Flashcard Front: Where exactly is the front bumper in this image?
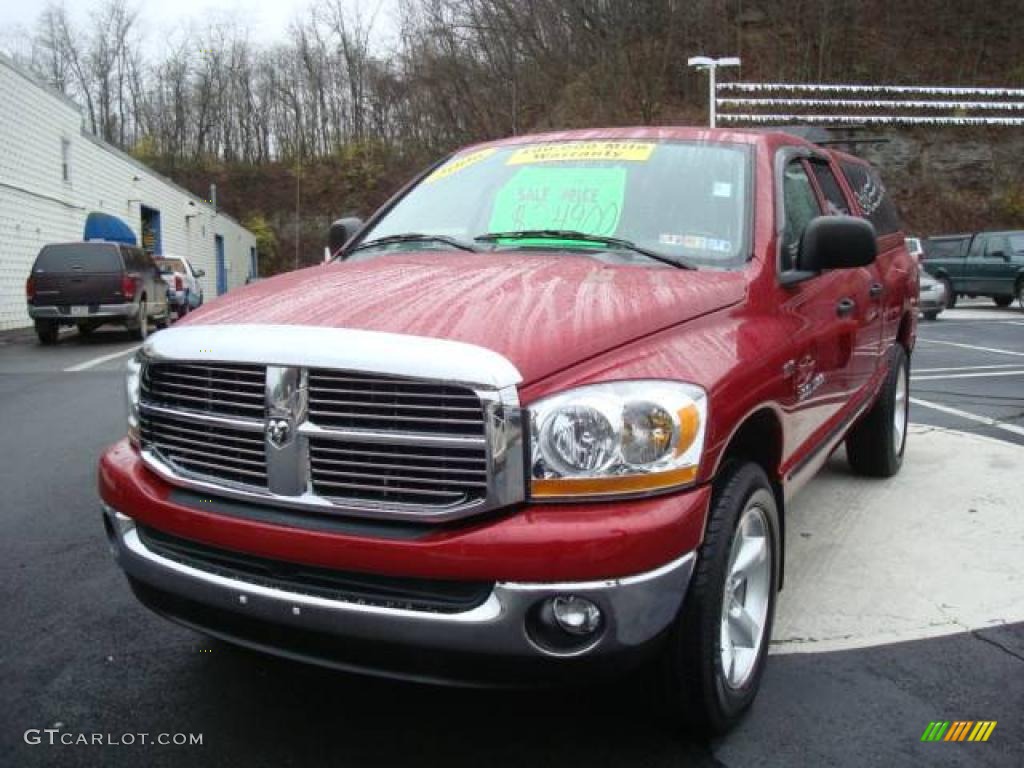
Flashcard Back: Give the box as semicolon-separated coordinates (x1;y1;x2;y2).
104;504;696;684
29;303;139;321
166;289;187;307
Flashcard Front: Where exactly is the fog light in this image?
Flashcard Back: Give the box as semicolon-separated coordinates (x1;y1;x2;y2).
551;596;602;636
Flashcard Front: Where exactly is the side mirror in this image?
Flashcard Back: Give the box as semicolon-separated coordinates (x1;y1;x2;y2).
328;217;364;256
798;216;877;272
194;268;205;278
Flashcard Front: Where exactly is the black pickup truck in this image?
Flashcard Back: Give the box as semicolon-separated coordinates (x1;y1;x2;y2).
922;231;1024;309
25;242;171;344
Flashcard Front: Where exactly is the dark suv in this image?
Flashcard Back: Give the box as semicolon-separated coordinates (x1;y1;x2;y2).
923;231;1024;308
26;242;170;344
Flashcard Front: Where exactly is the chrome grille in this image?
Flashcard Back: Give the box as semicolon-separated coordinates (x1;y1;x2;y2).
142;363;265;418
139;409;267;488
308;370;485;436
135;326;525;523
310;440;488;506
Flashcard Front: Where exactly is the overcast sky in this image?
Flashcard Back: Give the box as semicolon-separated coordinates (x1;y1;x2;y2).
0;0;398;54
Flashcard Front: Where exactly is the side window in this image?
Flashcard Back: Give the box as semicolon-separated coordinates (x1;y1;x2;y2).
124;247;147;271
840;162;902;236
985;235;1009;259
926;239;967;260
781;160;822;271
809;161;851;215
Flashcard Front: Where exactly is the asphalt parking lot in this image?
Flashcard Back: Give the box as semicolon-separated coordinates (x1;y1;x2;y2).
1;305;1021;768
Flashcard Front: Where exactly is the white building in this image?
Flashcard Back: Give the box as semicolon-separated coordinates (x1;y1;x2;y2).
0;53;257;332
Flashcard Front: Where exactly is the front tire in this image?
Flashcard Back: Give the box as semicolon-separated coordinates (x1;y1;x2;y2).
845;345;909;478
661;462;780;737
994;295;1013;308
923;310;940;321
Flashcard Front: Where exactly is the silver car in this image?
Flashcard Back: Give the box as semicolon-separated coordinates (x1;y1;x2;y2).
919;270;947;321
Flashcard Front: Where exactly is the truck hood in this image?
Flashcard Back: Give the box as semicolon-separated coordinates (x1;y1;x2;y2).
189;252;746;385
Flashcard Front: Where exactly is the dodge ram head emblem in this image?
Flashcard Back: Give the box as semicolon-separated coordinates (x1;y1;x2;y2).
267;418;291;447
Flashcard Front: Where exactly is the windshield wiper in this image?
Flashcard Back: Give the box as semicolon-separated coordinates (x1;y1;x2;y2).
347;232;480;255
474;230;696;270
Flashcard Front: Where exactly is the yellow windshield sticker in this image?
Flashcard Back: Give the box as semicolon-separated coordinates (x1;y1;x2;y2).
507;141;656;166
425;147;497;183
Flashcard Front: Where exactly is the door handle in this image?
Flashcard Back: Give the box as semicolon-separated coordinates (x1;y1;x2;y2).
836;297;856;317
868;282;884;299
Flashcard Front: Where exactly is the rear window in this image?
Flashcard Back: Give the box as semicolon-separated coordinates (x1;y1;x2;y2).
32;243;123;273
1008;233;1024;254
839;162;902;236
924;238;969;260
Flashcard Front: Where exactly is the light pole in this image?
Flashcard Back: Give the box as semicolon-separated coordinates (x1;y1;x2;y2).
688;56;741;128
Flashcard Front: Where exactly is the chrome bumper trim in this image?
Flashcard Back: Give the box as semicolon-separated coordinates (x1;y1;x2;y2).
29;303;139;320
104;505;695;659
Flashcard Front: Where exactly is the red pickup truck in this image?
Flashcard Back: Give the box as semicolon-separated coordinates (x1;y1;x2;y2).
99;128;916;735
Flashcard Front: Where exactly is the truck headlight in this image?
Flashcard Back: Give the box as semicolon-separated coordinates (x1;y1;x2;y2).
126;352;142;448
529;381;707;499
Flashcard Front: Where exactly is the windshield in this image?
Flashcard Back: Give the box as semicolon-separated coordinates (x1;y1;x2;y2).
349;140;751;269
154;258;183;275
32;243;122;273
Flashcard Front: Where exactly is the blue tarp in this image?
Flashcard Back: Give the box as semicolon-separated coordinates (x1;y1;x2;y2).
83;212;137;245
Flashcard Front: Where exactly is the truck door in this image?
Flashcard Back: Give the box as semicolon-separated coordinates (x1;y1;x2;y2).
776;157;859;451
838;161;910;365
978;234;1014;297
809;157;882;397
926;236;968;296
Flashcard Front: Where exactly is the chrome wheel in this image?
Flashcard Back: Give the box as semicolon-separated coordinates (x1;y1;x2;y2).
893;360;907;455
719;504;771;689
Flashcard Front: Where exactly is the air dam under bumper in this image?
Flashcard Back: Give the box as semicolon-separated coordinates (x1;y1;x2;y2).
104;505;695;685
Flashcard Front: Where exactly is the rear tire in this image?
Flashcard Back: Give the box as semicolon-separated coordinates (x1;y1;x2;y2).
1016;279;1024;311
923;311;939;321
994;295;1013;308
846;345;909;478
661;462;779;737
941;278;956;309
35;319;59;345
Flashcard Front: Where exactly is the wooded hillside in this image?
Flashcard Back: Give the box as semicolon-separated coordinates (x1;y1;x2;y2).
9;0;1024;272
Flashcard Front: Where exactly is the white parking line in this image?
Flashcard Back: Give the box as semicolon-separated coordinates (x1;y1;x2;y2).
910;397;1024;437
914;364;1020;373
913;369;1024;381
916;338;1024;357
64;345;140;373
